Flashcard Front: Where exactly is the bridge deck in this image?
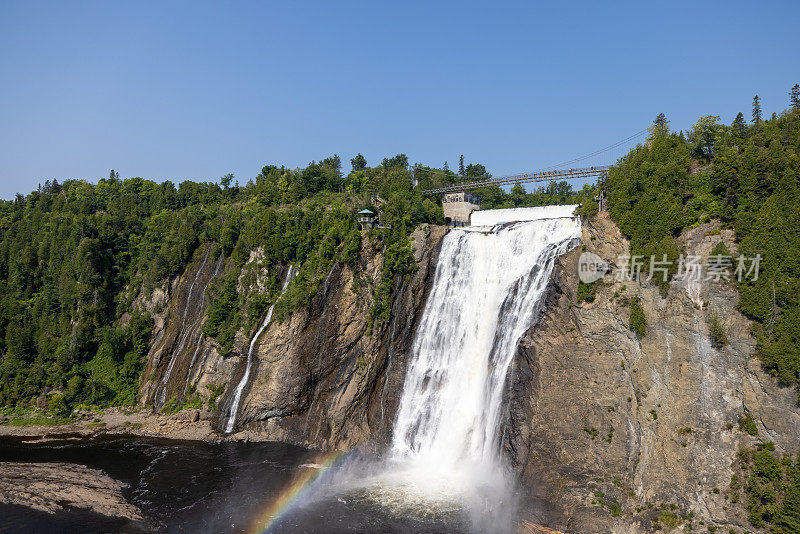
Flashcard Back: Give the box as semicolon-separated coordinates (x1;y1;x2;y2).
422;165;610;194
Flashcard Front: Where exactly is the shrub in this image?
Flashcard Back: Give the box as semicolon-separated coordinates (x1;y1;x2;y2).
630;297;647;338
739;413;759;436
578;280;599;303
710;240;731;258
709;312;728;348
47;393;70;418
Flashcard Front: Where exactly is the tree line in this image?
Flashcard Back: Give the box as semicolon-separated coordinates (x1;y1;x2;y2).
606;85;800;402
0;151;595;412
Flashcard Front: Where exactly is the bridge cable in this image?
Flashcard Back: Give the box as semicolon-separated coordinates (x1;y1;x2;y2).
414;127;648;180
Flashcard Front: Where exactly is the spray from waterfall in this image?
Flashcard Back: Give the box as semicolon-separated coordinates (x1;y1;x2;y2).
258;207;581;532
223;265;297;433
387;211;581;515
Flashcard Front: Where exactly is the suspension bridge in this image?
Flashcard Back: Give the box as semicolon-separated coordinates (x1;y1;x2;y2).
421;165;611;194
418;127;649;195
414;127;650;225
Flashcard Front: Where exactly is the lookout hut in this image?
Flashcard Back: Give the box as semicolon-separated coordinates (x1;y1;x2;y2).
442;192;481;226
358;209;377;230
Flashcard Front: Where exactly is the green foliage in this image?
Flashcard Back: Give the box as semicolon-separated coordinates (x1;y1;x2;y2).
606;103;800;394
577;196;599;217
736;444;800;530
577;280;599;303
629;297;647;338
206;382;226;411
709;312;728;349
4;414;72;426
656;511;680;529
161;396;181;415
710;240;731;258
688;115;723;160
350;153;367;172
202;274;240;355
739;412;759;436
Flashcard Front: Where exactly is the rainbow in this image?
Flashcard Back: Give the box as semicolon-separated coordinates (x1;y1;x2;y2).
247;449;348;534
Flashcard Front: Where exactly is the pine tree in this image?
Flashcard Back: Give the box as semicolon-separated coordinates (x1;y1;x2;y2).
458;155;465;176
791;84;800;110
648;113;670;139
443;161;449;172
733;112;747;138
752;94;762;125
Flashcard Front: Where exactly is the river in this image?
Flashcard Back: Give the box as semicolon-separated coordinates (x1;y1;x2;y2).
0;434;470;533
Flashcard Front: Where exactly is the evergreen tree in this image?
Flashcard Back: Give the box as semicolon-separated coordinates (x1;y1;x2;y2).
465;163;490;179
733;112;747;138
443;161;449;172
459;154;465;176
752;94;762;124
384;154;408;168
350;153;367;172
648;113;670;140
791;84;800;110
109;169;119;180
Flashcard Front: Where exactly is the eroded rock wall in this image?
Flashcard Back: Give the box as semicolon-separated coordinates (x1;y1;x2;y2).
504;212;800;533
137;225;446;451
138;243;225;409
221;224;446;449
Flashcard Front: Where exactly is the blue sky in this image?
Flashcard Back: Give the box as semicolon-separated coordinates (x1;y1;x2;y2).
1;0;798;198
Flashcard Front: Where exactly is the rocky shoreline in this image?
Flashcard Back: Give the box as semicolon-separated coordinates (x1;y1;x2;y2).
0;461;149;530
0;406;292;444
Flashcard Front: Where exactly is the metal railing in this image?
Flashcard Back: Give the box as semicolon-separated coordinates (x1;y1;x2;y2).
422;165;611;194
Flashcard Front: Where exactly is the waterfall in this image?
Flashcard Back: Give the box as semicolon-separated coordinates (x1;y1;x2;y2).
469;204;579;226
223;265;297;433
388;207;580;506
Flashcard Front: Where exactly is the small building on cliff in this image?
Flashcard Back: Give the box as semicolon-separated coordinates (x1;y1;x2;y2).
442;192;481;226
357;209;377;230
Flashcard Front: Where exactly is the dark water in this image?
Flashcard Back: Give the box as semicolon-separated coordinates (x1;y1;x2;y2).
0;434;313;534
0;435;474;534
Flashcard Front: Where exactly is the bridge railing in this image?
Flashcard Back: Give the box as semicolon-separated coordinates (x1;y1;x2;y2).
421;165;611;194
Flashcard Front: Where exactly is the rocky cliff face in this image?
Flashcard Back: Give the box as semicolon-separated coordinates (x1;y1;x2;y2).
503;212;800;533
138;225;446;450
138;243;225;411
136;212;800;532
216;224;446;449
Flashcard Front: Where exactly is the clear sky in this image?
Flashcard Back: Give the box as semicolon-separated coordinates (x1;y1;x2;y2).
1;0;798;199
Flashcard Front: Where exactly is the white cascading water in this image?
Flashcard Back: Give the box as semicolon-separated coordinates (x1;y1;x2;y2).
224;265;296;433
385;206;581;517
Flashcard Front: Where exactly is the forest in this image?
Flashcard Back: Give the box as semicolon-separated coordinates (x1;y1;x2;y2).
1;89;798;426
0;151;591;411
606;92;800;401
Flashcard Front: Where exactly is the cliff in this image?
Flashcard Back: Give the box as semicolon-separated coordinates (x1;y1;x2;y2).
137;225;447;450
504;212;800;533
134;211;800;532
